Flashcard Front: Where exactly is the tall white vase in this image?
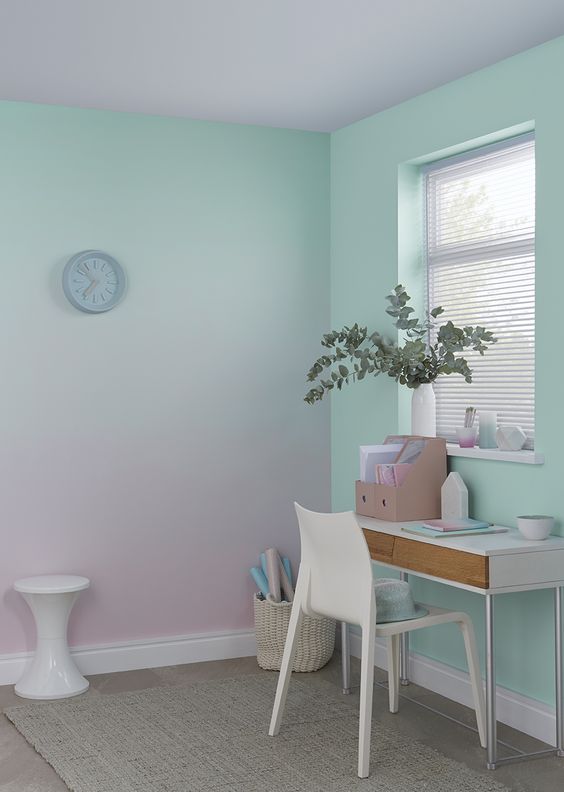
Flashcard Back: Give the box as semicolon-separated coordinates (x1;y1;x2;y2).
411;383;436;437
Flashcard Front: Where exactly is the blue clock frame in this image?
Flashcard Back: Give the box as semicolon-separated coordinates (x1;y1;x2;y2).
62;250;126;313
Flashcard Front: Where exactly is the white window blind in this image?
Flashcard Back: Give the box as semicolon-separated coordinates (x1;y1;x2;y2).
425;134;535;448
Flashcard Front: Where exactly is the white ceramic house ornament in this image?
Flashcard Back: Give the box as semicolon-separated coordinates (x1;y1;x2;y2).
441;472;469;520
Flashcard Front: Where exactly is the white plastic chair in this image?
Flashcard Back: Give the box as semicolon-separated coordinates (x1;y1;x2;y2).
268;504;486;778
371;606;486;736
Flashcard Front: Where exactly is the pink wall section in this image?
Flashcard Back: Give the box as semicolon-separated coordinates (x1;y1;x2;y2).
0;101;330;654
2;430;324;651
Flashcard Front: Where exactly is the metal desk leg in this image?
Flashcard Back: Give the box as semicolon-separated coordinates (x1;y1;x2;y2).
485;593;497;770
400;572;410;685
341;621;351;695
555;587;564;757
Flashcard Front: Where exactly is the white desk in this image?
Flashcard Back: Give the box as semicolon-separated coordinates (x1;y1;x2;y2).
344;515;564;769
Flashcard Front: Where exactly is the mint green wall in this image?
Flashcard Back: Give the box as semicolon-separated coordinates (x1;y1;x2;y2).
331;36;564;705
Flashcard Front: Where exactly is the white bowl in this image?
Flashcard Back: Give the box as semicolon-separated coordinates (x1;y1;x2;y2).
517;515;554;541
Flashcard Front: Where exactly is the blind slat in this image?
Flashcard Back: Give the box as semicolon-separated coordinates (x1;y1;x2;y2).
426;135;535;448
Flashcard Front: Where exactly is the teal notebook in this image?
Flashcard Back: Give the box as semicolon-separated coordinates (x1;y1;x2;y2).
423;518;490;532
401;525;508;539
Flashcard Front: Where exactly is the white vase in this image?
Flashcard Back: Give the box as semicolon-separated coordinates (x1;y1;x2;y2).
411;383;436;437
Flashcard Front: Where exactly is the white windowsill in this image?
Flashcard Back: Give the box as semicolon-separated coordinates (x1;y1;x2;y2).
446;444;544;465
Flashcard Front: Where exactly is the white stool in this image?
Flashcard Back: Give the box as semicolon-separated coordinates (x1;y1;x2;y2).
14;575;90;700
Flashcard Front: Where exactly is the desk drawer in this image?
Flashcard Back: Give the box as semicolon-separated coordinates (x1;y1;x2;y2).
489;550;564;589
363;529;489;589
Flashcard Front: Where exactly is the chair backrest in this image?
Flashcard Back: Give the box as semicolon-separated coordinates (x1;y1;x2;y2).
294;503;374;626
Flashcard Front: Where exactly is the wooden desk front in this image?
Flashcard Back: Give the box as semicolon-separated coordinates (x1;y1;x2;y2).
357;516;564;595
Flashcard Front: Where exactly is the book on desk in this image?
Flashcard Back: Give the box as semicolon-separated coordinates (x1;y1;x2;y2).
401;524;509;539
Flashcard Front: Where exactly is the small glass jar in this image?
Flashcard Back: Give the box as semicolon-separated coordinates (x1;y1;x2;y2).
456;426;478;448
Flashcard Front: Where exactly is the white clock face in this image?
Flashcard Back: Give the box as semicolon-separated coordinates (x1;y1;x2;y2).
63;251;126;313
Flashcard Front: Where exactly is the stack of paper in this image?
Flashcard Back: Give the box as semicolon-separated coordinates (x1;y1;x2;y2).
375;463;412;487
359;444;403;483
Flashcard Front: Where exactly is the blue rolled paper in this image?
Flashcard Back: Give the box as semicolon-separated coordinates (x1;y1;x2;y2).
250;567;270;597
260;552;268;579
282;557;293;587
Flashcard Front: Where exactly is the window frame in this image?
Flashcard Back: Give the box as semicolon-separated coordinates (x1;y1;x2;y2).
421;132;536;448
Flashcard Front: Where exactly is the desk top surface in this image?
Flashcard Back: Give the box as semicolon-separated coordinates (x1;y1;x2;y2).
357;514;564;557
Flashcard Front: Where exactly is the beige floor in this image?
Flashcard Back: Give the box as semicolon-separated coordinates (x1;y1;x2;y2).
0;654;562;791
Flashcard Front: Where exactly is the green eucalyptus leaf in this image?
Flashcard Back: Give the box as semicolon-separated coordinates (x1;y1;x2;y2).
304;282;495;404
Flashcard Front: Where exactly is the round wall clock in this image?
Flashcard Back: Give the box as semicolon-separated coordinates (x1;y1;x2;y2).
62;250;126;313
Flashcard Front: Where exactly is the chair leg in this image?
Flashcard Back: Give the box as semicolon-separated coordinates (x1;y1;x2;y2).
358;600;376;778
341;622;351;694
387;634;400;714
268;570;307;737
458;616;487;749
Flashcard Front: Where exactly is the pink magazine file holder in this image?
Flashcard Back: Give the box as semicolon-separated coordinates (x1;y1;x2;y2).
355;436;447;522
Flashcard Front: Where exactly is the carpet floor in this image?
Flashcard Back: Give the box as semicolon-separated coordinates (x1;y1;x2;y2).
4;674;510;792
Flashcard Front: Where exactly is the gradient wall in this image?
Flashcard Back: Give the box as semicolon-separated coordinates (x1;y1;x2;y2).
0;102;330;652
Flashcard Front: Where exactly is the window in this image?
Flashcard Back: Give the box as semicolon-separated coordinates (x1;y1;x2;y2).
424;134;535;448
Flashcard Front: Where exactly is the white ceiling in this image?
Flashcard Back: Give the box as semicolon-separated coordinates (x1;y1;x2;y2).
1;0;563;132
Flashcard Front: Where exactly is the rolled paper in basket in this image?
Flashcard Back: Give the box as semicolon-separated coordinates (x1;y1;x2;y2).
265;548;282;602
260;552;268;579
278;557;294;602
250;567;269;598
282;557;293;587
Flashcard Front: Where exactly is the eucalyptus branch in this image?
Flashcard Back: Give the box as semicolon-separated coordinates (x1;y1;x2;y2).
304;284;496;404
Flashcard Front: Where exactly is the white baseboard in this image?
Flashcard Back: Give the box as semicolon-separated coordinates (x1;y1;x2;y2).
3;627;555;747
0;629;257;687
349;631;557;747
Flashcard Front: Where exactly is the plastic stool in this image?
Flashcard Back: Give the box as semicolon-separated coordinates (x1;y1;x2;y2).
14;574;90;699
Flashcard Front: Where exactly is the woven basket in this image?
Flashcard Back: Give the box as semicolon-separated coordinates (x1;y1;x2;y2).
254;595;336;672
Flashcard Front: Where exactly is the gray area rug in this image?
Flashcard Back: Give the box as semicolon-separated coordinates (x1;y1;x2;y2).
5;674;510;792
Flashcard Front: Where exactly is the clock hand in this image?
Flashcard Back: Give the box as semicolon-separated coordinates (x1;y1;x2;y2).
83;280;99;298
